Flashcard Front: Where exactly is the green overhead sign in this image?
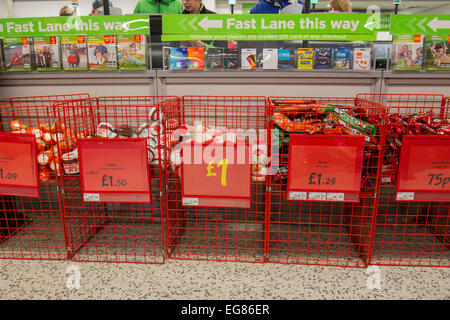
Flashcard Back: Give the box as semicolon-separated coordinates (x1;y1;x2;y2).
162;14;386;35
161;33;377;41
390;14;450;35
0;15;150;37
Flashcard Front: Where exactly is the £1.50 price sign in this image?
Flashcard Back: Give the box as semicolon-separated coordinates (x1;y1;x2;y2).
287;135;365;202
181;143;251;208
396;136;450;202
0;133;39;197
78;139;151;203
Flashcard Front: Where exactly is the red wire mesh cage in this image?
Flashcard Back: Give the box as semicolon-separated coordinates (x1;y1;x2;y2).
54;96;179;264
357;93;449;267
0;94;89;260
267;97;386;267
164;96;269;263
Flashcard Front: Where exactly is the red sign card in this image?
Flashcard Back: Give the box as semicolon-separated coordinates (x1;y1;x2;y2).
396;135;450;201
181;143;251;208
0;133;39;197
287;135;365;202
78;138;151;203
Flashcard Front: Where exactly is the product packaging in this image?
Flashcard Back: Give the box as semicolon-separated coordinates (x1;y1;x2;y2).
262;48;278;69
206;48;223;70
278;48;293;69
297;48;314;70
223;48;239;69
333;48;351;70
392;35;424;70
117;34;147;70
33;36;61;71
61;36;88;71
424;35;450;70
3;37;33;71
353;48;371;71
314;48;332;69
187;47;205;70
87;35;118;70
241;48;257;70
169;47;188;70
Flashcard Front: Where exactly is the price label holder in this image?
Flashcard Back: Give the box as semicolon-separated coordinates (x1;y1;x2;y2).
0;133;39;197
396;135;450;202
287;135;365;203
78;138;151;203
181;142;251;208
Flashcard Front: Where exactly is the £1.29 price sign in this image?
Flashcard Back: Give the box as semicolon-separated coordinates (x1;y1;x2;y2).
0;133;39;197
78;139;151;203
396;135;450;201
181;143;251;208
287;135;365;202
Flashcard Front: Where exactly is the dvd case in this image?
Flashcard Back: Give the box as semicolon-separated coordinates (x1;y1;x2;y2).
333;48;351;70
169;47;188;70
392;35;424;70
353;48;371;71
242;48;257;70
314;48;332;69
297;48;314;70
61;36;88;71
223;49;238;70
262;48;278;69
117;34;147;70
3;37;33;72
87;35;118;70
206;48;223;70
278;48;293;69
33;36;61;71
424;35;450;70
187;47;205;70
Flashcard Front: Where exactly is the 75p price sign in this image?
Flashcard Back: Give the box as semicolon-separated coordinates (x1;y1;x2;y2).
0;133;39;197
181;142;251;208
396;135;450;202
78;138;151;203
287;135;365;202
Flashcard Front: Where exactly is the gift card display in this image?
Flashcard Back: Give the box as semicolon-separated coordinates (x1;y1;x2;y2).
298;48;314;70
353;48;371;71
241;48;257;70
314;48;332;69
262;48;278;69
333;48;351;70
169;47;188;70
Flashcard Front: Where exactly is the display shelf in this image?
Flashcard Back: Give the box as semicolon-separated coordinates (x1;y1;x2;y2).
382;70;450;95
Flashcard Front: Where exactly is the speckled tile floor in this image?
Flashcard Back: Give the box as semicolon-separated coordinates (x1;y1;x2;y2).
0;259;449;300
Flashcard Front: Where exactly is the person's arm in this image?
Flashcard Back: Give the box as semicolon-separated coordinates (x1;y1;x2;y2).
176;1;184;13
134;2;140;13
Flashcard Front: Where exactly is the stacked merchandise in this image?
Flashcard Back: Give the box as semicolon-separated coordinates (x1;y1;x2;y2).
3;37;33;72
167;122;269;182
392;35;424;70
117;34;147;70
424;35;450;70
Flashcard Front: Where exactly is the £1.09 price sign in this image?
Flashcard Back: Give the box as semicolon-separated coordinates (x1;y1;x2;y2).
78;139;151;203
181;143;251;208
0;133;39;197
287;135;365;202
396;136;450;202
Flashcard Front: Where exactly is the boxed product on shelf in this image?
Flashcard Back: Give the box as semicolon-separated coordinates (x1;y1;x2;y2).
392;35;424;70
3;37;33;72
206;47;223;70
33;36;61;71
87;35;118;70
262;48;278;69
169;47;188;70
314;47;332;69
297;48;314;70
353;48;371;71
187;46;205;70
278;48;294;69
61;35;88;71
424;35;450;70
241;48;257;70
223;48;239;69
333;48;351;70
117;34;147;70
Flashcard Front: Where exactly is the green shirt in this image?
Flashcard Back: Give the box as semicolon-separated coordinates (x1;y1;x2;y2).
134;0;183;14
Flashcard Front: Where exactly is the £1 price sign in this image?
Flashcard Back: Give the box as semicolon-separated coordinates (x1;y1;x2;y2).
0;133;39;197
396;136;450;202
287;135;364;202
78;138;151;203
181;143;251;208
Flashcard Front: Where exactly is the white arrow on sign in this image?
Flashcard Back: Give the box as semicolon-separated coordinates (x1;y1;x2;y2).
198;16;223;31
428;17;450;32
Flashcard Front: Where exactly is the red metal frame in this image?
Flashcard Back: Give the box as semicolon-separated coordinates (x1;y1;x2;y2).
54;96;178;264
0;94;90;260
164;96;268;263
357;93;449;267
267;97;386;268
